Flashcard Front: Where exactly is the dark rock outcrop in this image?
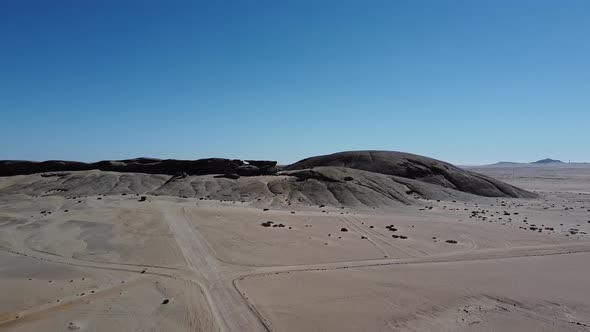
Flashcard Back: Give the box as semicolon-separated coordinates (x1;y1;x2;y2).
236;165;260;176
285;151;536;198
0;158;277;177
245;160;277;168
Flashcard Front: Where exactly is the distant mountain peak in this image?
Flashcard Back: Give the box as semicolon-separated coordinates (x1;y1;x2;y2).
532;158;563;164
491;161;520;165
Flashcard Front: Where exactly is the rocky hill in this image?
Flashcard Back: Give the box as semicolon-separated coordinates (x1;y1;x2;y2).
0;151;537;208
285;151;535;198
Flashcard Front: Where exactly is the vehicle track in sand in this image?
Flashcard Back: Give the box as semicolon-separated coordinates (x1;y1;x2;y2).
0;228;184;278
338;215;390;258
343;215;427;257
237;242;590;278
232;242;590;331
4;201;590;332
0;275;149;328
160;204;267;332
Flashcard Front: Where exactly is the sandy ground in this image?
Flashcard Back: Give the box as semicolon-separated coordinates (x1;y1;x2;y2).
1;166;590;331
466;164;590;193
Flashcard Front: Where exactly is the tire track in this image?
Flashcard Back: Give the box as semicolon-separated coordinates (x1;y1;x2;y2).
237;242;590;280
342;215;424;258
338;215;390;258
0;275;148;327
161;204;267;332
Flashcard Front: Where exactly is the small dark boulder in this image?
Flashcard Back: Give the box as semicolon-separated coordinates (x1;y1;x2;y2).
340;227;348;232
445;240;458;244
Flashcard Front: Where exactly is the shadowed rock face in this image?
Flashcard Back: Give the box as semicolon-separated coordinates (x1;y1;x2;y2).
245;160;277;168
285;151;536;198
0;158;269;177
0;158;285;177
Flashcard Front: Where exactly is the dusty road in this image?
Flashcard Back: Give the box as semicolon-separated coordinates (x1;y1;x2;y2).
160;204;266;331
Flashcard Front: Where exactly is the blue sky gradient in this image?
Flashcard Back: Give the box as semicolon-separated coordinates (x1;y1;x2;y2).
1;0;589;164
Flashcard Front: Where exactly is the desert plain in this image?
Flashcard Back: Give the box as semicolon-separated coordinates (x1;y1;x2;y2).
0;152;589;331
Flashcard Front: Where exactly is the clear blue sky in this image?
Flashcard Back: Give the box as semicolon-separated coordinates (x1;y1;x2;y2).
1;0;589;165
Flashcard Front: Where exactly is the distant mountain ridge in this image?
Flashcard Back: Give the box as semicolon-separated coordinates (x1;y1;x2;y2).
487;158;566;166
492;161;521;166
532;158;564;164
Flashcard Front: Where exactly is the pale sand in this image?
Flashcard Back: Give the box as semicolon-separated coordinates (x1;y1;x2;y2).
1;166;590;331
239;252;590;331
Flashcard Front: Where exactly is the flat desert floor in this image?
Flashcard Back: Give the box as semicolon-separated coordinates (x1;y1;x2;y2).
1;166;590;331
